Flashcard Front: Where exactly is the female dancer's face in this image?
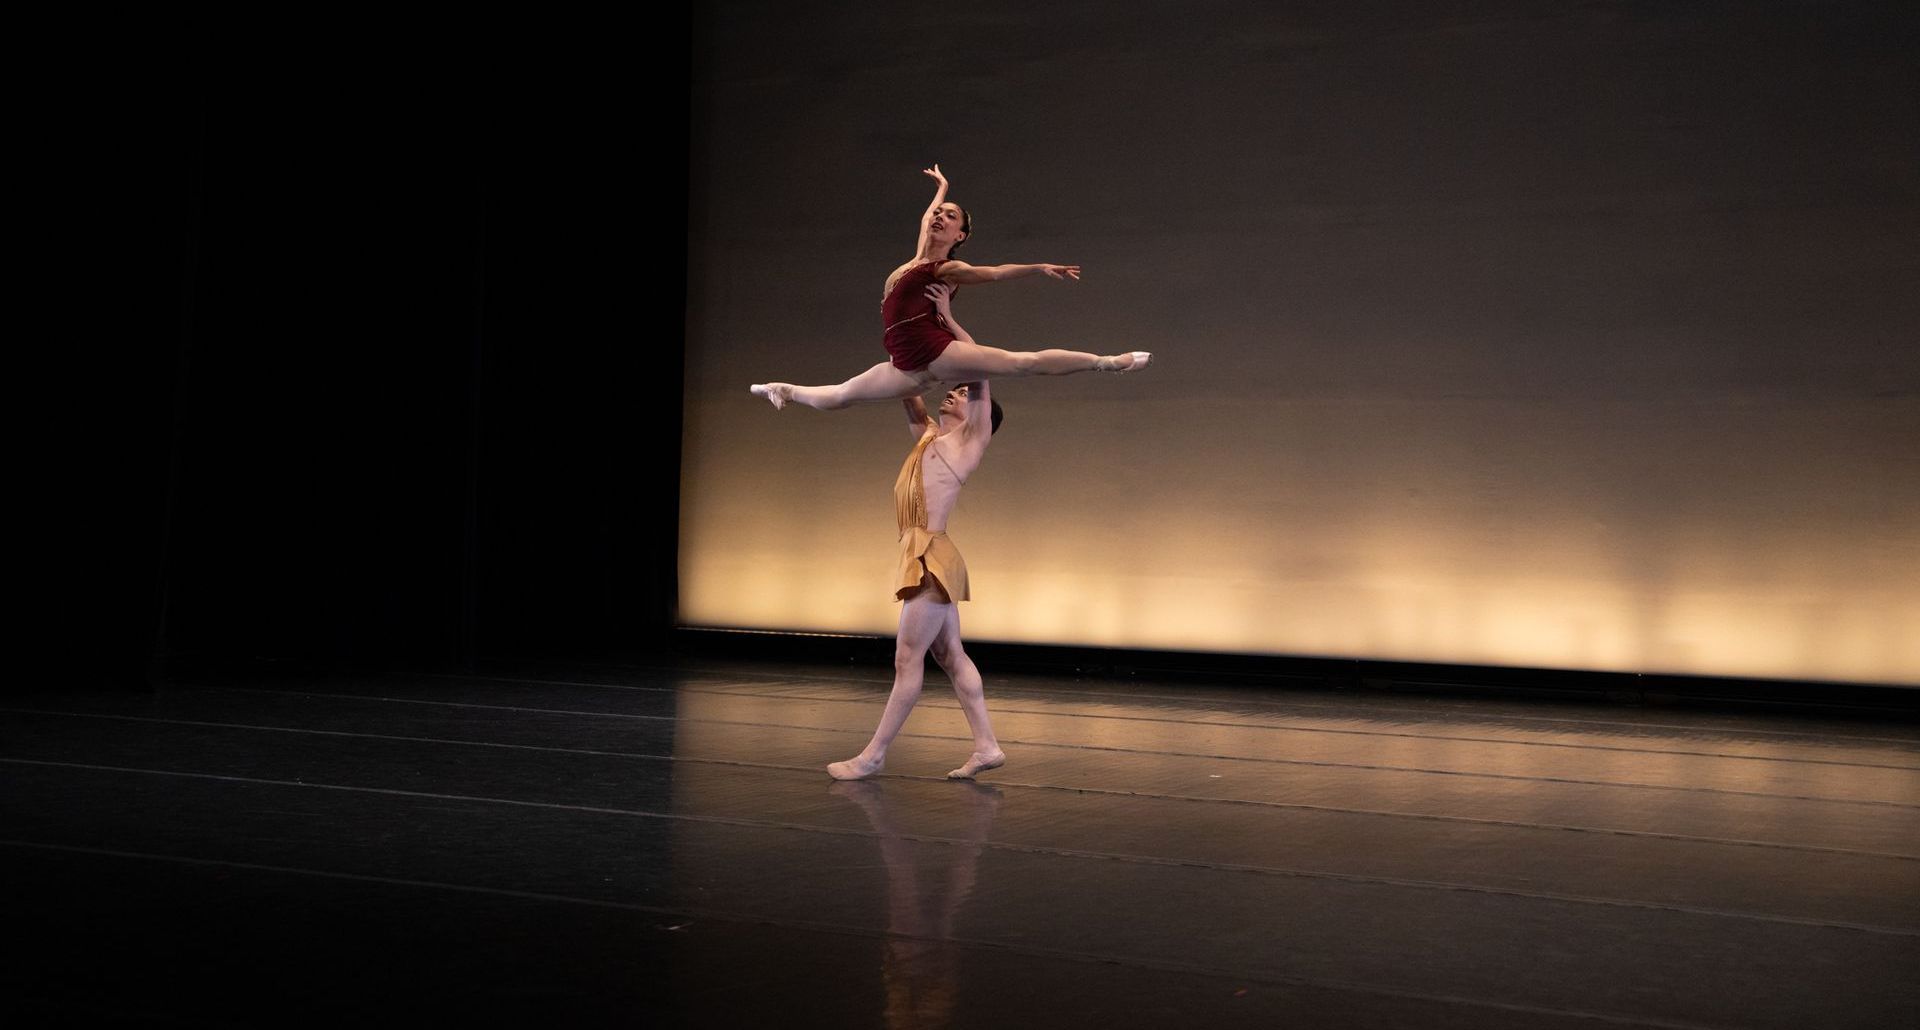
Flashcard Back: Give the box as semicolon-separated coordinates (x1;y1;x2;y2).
928;203;967;250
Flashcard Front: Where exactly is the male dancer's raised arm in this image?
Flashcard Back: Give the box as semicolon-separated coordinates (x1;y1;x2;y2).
950;380;994;471
903;393;933;439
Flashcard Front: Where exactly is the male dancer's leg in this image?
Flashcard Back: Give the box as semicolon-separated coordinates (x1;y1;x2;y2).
827;579;950;780
930;602;1004;779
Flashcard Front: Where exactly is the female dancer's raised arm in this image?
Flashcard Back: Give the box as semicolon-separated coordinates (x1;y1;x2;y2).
913;165;951;261
750;166;1150;413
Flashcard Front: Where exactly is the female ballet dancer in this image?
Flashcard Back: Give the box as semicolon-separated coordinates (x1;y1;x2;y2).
751;165;1149;411
827;380;1006;782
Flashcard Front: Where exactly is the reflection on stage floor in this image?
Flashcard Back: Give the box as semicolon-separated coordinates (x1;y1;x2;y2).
3;659;1916;1027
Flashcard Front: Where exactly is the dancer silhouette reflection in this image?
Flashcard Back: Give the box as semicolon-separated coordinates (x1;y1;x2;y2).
830;780;1004;1030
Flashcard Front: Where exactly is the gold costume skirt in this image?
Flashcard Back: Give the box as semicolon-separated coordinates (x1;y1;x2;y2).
895;527;970;602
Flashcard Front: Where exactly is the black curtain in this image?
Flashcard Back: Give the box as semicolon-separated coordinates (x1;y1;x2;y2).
44;17;683;687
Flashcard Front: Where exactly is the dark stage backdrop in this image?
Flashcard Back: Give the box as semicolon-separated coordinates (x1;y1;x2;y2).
684;2;1919;684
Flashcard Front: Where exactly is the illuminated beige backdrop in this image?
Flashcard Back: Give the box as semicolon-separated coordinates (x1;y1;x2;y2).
684;3;1919;685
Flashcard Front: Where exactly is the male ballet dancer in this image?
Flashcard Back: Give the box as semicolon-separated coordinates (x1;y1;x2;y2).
827;376;1006;781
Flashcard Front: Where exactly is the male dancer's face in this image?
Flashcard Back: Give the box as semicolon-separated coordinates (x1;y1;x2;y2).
938;386;969;424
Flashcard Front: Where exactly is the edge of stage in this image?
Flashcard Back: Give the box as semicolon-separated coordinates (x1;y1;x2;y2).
665;627;1920;716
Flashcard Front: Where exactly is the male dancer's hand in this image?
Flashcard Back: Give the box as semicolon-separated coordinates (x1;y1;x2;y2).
923;281;972;341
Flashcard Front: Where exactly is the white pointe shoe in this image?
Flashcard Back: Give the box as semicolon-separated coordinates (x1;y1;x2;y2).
1095;351;1151;373
749;383;793;410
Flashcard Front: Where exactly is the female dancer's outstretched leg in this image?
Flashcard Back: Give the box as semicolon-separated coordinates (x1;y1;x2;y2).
752;342;1148;412
928;339;1147;381
752;361;928;411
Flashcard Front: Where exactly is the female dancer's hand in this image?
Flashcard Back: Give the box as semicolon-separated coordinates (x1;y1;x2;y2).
1040;264;1082;281
923;164;947;184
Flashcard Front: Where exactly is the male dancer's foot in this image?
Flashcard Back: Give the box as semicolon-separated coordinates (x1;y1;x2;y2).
827;753;885;781
750;383;795;410
946;749;1005;780
1093;352;1151;373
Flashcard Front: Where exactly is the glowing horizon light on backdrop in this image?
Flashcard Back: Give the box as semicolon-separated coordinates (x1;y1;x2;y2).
680;393;1919;686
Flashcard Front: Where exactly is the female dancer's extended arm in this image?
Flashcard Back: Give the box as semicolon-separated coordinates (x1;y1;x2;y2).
914;165;950;259
937;261;1082;285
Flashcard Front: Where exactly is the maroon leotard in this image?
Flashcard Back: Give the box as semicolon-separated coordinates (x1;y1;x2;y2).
882;259;960;372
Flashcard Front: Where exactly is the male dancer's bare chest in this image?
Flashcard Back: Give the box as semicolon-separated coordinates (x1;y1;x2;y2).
918;439;968;529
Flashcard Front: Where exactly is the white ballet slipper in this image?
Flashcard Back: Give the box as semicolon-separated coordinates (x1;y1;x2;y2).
827;757;884;781
749;383;793;410
1093;352;1151;373
946;751;1006;779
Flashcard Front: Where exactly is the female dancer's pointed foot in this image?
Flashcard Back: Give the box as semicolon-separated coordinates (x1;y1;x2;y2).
947;749;1005;779
750;383;794;410
1093;351;1151;373
827;754;885;781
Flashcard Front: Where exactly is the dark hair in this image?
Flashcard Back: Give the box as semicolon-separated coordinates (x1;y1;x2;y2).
989;399;1003;435
946;203;973;260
